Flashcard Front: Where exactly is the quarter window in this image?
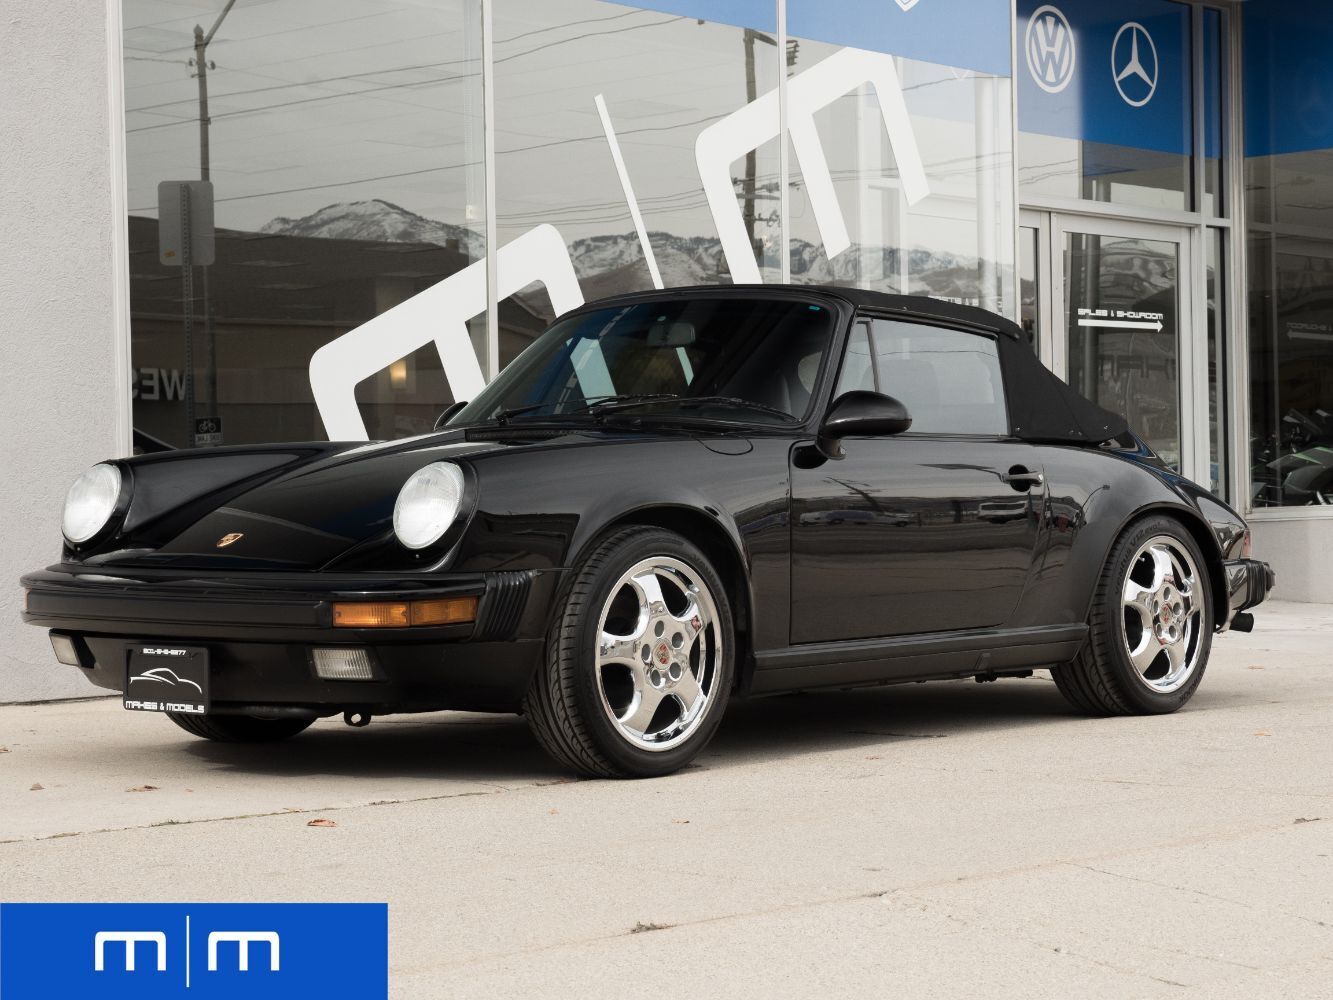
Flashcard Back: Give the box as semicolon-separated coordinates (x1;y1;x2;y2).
857;319;1009;436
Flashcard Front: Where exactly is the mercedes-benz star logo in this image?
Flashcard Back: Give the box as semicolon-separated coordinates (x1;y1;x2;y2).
1112;21;1158;107
1026;5;1075;95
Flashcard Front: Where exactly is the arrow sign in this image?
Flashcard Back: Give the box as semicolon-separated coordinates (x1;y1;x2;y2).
1077;317;1164;332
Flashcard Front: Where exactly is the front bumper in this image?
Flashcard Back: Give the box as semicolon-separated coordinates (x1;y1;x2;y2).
1222;557;1275;630
20;564;563;714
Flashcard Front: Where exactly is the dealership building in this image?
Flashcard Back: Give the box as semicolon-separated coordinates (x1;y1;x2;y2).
1;0;1330;700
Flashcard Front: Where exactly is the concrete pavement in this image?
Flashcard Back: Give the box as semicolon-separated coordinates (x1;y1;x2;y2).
2;600;1331;998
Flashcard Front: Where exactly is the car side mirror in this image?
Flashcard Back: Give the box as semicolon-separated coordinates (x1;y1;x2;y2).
817;390;912;458
434;400;468;430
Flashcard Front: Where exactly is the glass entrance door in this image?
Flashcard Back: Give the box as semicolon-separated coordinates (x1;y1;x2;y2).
1022;212;1204;485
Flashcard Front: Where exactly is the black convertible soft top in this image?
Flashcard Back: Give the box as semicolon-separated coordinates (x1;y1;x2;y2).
818;287;1131;445
577;285;1132;446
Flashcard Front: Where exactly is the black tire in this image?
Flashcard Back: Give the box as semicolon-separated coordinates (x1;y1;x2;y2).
523;526;735;778
1054;514;1213;716
168;712;314;743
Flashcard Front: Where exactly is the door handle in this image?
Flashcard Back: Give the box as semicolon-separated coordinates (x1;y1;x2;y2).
1000;466;1044;491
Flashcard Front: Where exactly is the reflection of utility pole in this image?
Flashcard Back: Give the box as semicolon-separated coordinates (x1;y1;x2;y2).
742;29;759;258
737;31;797;268
191;0;235;433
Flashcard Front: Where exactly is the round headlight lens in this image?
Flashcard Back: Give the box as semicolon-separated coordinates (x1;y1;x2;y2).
393;462;466;550
62;463;123;544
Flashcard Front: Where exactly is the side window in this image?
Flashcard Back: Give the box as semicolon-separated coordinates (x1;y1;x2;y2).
869;319;1008;435
835;321;876;397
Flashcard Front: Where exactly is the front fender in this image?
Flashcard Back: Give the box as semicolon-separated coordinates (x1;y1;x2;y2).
1015;445;1241;631
451;435;793;652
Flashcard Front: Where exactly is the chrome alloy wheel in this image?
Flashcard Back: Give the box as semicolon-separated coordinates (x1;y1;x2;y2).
1121;535;1205;694
594;556;722;752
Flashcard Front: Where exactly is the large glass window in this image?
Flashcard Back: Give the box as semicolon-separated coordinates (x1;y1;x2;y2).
122;0;1018;448
1019;225;1039;347
1016;0;1196;213
1206;228;1227;498
1201;7;1226;217
125;0;486;448
1244;1;1333;508
492;1;782;366
786;1;1015;317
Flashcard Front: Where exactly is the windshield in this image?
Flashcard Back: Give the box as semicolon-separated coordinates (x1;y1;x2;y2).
450;297;837;427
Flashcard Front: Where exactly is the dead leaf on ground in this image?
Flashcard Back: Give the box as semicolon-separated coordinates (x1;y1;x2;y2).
630;921;670;934
548;808;559;815
1254;730;1272;737
306;818;337;828
1246;665;1265;670
672;819;690;824
0;745;10;752
29;783;43;791
127;785;159;793
1294;817;1322;825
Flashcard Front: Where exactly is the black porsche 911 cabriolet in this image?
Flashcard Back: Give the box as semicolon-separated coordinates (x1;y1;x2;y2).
21;287;1273;777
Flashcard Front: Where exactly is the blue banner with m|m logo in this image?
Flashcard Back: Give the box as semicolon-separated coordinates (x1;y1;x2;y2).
0;903;388;1000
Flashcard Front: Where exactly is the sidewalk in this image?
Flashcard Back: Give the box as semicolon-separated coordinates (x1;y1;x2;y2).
2;601;1331;998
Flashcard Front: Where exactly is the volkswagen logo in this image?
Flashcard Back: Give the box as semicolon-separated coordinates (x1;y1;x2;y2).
1112;21;1158;107
1026;5;1075;94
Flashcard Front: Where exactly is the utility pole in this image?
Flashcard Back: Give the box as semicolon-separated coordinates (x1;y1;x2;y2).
191;0;235;437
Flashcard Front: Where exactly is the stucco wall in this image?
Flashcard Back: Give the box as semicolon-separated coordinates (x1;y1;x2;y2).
1250;518;1333;606
0;0;128;702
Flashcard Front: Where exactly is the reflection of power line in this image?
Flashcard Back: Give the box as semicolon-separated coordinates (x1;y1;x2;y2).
126;8;651;116
130;137;980;223
126;15;683;133
130;110;734;211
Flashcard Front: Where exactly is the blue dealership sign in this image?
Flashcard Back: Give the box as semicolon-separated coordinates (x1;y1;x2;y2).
1017;0;1191;156
1244;0;1333;157
630;0;1012;75
0;903;388;999
787;0;1011;76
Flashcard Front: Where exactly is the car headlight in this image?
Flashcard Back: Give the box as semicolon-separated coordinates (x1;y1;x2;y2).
62;463;123;544
393;462;466;550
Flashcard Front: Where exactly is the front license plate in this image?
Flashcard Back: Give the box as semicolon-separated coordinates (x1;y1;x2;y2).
124;645;210;714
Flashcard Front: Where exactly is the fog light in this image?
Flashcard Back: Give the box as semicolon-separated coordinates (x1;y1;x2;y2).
333;602;410;628
409;596;477;626
50;633;81;667
312;647;377;681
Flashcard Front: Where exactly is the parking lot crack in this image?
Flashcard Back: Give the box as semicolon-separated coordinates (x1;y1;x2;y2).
1074;863;1330;931
0;786;508;845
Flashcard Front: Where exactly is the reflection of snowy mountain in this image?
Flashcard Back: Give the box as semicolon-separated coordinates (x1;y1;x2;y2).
260;199;984;298
260;199;487;258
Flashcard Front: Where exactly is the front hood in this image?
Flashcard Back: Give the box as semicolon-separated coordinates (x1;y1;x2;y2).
93;426;690;571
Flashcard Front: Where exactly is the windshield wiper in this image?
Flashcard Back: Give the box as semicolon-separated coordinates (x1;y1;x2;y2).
585;393;797;423
671;396;797;421
578;393;682;415
491;393;795;425
490;402;553;424
487;394;676;424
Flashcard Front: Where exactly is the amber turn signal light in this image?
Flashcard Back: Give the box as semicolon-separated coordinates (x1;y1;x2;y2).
409;596;478;626
332;596;477;628
333;602;410;628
